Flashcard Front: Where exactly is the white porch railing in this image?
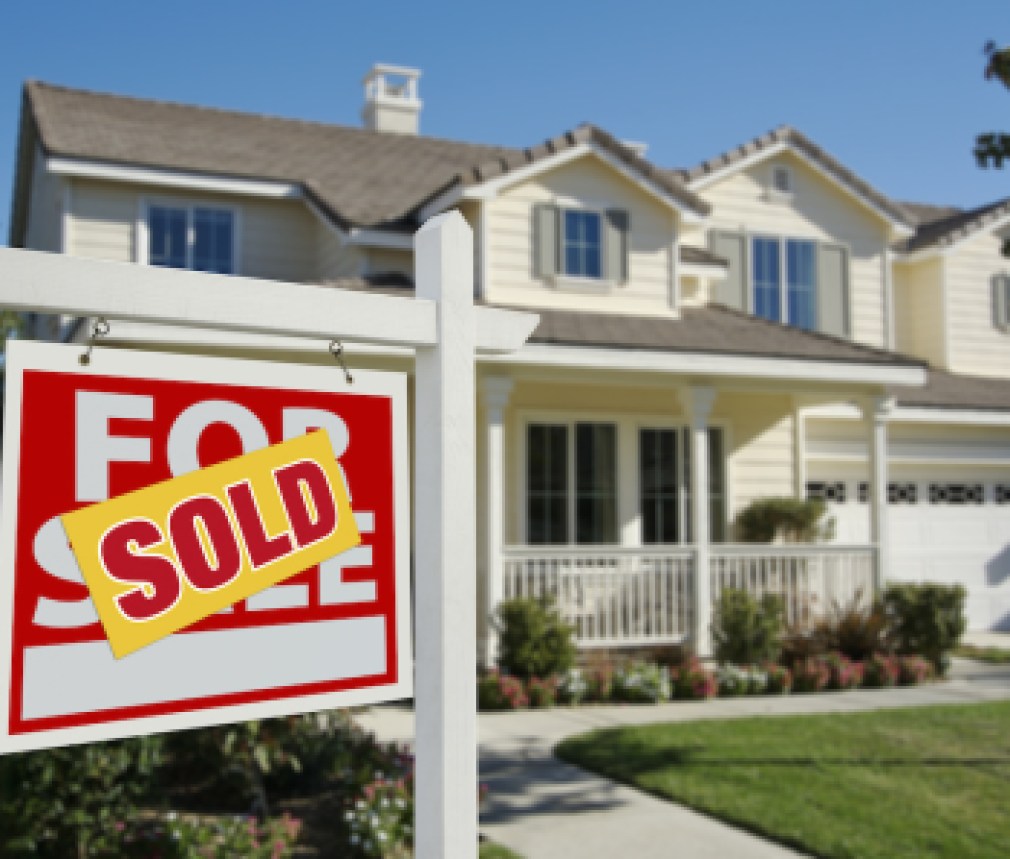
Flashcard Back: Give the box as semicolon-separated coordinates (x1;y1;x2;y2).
710;545;876;627
500;546;695;647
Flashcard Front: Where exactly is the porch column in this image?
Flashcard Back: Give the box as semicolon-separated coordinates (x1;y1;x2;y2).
862;395;894;591
482;376;513;666
680;385;718;656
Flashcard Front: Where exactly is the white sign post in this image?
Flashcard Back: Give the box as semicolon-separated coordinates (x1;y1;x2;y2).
0;211;538;858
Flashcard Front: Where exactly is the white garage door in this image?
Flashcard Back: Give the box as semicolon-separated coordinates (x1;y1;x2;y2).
806;475;1010;632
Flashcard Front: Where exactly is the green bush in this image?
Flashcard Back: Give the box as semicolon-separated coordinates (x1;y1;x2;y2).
813;590;892;661
494;597;576;681
735;497;834;543
612;661;671;703
884;583;967;675
711;588;784;665
0;735;164;857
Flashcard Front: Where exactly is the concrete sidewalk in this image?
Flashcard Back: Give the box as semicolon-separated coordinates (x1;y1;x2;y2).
356;657;1010;859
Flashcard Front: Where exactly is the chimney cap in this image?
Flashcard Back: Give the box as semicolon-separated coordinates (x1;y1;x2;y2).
362;63;422;85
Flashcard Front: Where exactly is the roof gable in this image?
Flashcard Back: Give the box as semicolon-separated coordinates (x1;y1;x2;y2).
670;125;915;234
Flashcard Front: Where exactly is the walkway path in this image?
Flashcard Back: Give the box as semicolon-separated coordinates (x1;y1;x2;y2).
356;655;1010;859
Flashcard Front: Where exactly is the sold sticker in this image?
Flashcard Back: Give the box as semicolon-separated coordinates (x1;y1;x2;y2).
61;430;360;659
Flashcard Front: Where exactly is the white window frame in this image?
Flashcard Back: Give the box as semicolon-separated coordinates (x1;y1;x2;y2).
750;233;817;329
555;204;611;290
764;163;794;203
136;198;241;275
515;408;731;547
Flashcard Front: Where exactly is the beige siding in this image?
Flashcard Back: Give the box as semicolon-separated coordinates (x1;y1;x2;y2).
893;257;945;367
24;145;63;253
68;179;317;282
316;222;362;281
715;394;796;526
693;151;891;349
484;153;676;316
943;230;1010;377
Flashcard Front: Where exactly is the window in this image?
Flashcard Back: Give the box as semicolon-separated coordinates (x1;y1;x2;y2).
639;427;726;545
527;422;616;545
751;236;817;330
562;210;602;279
771;165;793;195
147;204;235;274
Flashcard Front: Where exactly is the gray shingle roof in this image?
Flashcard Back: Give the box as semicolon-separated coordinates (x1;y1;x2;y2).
20;81;707;236
896;197;1010;253
670;125;916;229
892;368;1010;411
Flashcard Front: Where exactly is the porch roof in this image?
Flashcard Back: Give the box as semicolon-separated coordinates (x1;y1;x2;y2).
891;367;1010;411
524;304;924;368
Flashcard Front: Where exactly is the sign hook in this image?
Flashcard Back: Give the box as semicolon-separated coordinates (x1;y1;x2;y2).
79;317;111;366
328;339;354;384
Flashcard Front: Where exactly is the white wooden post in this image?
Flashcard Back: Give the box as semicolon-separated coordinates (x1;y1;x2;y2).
864;395;893;592
414;212;478;859
680;386;717;657
482;377;513;667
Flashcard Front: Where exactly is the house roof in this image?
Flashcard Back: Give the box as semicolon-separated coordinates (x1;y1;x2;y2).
525;303;924;367
896;197;1010;254
15;81;707;240
892;368;1010;411
669;125;916;230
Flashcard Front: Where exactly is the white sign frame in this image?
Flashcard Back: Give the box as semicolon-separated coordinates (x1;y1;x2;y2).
0;340;412;754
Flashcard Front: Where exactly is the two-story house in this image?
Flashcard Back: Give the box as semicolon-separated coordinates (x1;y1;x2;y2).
8;67;1010;661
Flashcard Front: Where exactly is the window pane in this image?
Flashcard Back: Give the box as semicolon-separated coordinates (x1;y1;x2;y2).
640;428;680;545
575;422;616;544
786;239;816;330
562;211;602;279
527;424;568;545
149;206;187;269
193;208;234;274
752;237;781;322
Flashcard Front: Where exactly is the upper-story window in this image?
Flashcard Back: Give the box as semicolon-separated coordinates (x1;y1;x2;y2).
751;236;817;330
563;210;602;278
532;204;629;285
147;204;236;274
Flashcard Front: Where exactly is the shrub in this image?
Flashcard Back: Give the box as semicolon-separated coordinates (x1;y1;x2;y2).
712;588;784;666
814;591;892;661
526;676;560;708
823;652;864;690
0;735;164;858
557;667;589;705
763;663;793;694
898;655;935;686
582;656;615;702
494;597;576;681
477;670;528;710
612;661;671;703
670;656;718;700
792;656;831;693
863;652;901;688
716;664;766;696
884;583;967;675
735;497;834;543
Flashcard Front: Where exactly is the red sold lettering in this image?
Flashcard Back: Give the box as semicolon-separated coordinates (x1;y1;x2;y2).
100;519;181;623
274;460;339;547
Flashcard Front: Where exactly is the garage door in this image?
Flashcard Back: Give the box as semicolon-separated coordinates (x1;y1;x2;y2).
805;476;1010;632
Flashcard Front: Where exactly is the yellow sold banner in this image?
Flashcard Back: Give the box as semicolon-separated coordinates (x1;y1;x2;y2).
61;430;360;659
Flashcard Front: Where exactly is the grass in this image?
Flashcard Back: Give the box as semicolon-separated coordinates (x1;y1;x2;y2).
480;842;523;859
955;644;1010;664
556;701;1010;859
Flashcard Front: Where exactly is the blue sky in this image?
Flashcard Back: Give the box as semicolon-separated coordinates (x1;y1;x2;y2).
2;1;1009;243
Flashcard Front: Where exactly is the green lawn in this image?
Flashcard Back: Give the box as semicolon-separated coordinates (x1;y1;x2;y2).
480;841;522;859
955;644;1010;664
556;701;1010;859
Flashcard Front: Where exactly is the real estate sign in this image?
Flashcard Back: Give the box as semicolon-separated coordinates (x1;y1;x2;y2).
0;340;411;753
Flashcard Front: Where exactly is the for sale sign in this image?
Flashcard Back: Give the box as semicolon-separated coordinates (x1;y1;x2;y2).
0;341;411;753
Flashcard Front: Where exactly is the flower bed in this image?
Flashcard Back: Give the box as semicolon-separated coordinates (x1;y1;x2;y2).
477;649;938;710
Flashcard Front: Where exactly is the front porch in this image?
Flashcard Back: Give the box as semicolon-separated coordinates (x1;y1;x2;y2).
499;544;876;649
478;369;894;663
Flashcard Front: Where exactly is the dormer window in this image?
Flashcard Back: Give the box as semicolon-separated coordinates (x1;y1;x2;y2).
563;210;602;278
532;204;629;285
144;203;236;274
